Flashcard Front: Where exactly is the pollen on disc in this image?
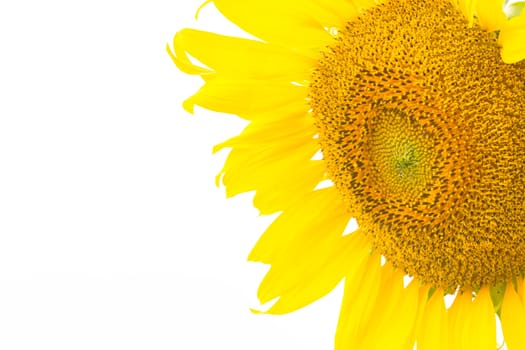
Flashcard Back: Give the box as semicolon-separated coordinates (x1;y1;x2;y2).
309;0;525;290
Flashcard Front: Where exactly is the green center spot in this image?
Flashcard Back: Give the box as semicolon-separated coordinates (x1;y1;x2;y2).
394;146;418;179
368;109;433;198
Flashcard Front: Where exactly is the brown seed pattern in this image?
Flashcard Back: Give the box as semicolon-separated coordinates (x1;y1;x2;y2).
310;0;525;289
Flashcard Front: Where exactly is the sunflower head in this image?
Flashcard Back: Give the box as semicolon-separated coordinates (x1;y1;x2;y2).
170;0;525;348
311;0;525;290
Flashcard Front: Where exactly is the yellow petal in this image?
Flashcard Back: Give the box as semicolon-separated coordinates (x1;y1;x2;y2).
166;43;211;76
335;252;382;350
476;0;507;31
173;29;315;80
358;268;422;350
249;188;358;314
182;78;307;115
216;132;323;214
405;283;431;349
448;291;471;350
501;282;525;350
259;231;368;314
518;277;525;303
303;0;372;29
499;12;525;63
212;0;333;48
417;289;449;350
212;100;324;214
248;187;349;265
472;287;498;350
252;159;325;214
448;287;496;350
213;107;321;214
224;100;307;122
214;111;316;152
454;0;477;26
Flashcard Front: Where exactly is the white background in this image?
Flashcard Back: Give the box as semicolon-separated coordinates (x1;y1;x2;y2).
2;1;519;349
0;1;342;349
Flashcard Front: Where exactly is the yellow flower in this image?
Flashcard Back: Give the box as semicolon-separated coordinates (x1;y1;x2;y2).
169;0;525;348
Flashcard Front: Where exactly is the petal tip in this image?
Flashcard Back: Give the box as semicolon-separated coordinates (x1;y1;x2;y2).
182;98;195;114
195;0;213;20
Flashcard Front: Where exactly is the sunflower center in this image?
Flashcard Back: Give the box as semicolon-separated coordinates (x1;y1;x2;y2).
310;0;525;289
369;109;433;199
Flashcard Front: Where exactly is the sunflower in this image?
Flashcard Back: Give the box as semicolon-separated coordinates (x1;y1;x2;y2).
169;0;525;348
